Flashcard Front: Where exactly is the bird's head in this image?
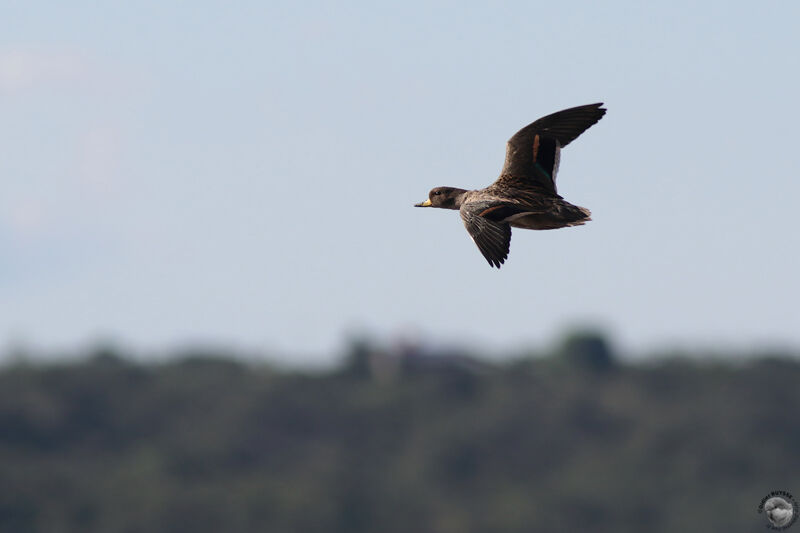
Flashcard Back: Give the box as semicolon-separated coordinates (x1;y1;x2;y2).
414;187;467;210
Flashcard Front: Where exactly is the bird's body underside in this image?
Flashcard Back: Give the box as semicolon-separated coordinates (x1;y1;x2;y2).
415;103;606;268
464;190;592;231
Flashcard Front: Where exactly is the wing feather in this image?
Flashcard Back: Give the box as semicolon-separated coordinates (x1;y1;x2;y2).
461;207;511;268
497;103;606;194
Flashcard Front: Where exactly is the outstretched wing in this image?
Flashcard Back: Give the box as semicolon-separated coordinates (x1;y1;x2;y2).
460;206;511;268
496;103;606;194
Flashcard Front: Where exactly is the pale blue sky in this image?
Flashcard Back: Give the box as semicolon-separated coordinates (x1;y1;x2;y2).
2;1;799;363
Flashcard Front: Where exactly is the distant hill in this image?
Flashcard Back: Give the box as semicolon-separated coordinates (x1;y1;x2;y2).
1;335;798;532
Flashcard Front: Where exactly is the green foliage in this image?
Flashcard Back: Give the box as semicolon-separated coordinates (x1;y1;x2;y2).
0;338;798;532
556;328;616;373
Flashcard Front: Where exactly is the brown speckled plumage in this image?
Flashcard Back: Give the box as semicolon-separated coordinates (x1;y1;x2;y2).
415;103;606;268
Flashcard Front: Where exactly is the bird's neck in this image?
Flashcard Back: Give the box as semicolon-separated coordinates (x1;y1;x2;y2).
450;188;470;209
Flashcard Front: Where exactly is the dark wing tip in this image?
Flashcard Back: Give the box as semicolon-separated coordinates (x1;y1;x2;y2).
507;102;608;147
480;246;507;268
487;255;506;268
588;101;607;120
578;102;606;113
475;224;511;269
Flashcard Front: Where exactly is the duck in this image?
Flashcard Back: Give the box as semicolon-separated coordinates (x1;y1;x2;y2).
415;103;606;268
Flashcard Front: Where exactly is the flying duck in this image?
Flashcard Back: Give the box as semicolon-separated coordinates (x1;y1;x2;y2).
415;103;606;268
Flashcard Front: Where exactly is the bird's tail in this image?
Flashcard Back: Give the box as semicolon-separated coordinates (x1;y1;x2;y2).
565;205;592;226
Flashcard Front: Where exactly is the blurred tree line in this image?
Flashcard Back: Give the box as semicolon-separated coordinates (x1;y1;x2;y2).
0;330;798;532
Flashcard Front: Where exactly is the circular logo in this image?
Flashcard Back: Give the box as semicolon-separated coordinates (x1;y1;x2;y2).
759;491;797;530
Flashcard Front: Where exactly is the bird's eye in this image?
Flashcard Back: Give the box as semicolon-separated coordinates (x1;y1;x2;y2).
433;191;441;196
